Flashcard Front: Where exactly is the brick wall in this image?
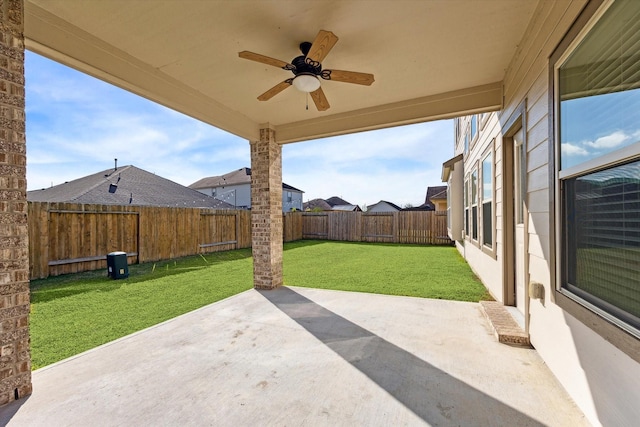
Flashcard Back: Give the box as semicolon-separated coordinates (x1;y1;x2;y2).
250;127;283;289
0;0;32;406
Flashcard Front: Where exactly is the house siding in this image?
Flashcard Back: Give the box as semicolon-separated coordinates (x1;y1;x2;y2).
195;184;302;212
453;1;640;425
368;202;398;213
455;112;503;299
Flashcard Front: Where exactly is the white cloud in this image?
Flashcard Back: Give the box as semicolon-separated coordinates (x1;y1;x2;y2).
283;120;453;207
561;143;589;157
584;131;629;149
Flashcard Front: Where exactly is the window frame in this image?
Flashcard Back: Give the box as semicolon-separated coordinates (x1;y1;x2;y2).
470;115;478;149
514;128;526;225
481;141;496;257
480;112;491;131
464;130;470;155
464;174;470;237
549;0;640;361
470;165;479;244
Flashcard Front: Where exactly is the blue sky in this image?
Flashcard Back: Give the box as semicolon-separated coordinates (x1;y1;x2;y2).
26;51;454;208
561;90;640;170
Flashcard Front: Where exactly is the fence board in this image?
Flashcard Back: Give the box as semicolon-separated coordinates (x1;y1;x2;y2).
283;212;303;242
302;213;328;239
199;210;239;253
361;213;395;243
328;211;361;241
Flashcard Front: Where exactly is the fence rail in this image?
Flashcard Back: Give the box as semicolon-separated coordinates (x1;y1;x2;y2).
28;202;450;278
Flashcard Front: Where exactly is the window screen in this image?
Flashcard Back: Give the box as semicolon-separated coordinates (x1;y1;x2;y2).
564;160;640;327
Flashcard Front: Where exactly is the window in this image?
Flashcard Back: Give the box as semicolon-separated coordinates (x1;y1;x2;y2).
514;128;525;225
471;169;478;241
556;0;640;333
482;151;493;248
471;115;477;141
464;131;469;154
464;175;469;236
287;191;292;203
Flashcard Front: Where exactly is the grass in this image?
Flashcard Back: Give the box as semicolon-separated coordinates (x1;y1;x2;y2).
283;241;489;301
30;241;489;369
29;249;254;369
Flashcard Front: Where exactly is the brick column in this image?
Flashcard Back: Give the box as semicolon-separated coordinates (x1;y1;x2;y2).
250;125;283;290
0;0;31;406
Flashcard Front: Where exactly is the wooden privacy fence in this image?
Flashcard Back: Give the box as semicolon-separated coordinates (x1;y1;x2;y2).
28;202;251;279
301;211;450;245
28;203;450;278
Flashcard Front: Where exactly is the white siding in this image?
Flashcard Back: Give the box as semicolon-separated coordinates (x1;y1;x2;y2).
368;202;399;213
454;1;640;425
196;183;302;211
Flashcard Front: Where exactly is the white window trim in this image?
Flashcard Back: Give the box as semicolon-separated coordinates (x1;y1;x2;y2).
481;141;496;257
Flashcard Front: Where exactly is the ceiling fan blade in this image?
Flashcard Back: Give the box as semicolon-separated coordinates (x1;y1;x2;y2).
257;79;293;101
322;69;375;86
239;51;295;71
310;87;330;111
306;30;339;66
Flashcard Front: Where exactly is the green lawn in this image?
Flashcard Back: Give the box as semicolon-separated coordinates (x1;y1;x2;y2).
283;241;488;300
29;241;489;369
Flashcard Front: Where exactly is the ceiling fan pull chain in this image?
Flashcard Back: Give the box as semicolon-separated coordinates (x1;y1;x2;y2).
306;92;309;110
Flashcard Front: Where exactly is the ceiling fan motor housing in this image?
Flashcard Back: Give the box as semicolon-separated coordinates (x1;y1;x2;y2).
292;54;321;76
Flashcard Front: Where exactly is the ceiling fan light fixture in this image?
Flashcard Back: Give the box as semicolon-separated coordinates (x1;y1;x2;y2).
292;73;320;93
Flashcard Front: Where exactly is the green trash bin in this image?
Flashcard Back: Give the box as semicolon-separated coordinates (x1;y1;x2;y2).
107;251;129;279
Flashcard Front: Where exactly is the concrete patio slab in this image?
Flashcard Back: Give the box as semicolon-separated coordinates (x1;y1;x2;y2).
0;287;589;426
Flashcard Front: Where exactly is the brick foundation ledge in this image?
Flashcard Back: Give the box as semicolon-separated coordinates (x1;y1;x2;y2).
479;301;531;347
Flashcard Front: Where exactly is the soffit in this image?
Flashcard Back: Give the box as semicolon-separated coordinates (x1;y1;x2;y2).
24;0;539;143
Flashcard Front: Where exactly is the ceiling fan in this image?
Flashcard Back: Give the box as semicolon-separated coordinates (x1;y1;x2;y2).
238;30;375;111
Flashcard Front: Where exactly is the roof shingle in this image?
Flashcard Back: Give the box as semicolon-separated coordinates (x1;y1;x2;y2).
189;167;303;192
28;165;234;209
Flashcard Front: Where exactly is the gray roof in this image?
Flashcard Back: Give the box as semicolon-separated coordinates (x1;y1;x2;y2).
402;204;434;211
425;185;448;204
304;198;332;211
325;196;351;207
369;200;402;211
189;167;303;192
332;204;362;212
27;165;234;209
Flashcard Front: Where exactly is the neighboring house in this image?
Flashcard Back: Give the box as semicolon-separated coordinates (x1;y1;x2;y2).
331;204;362;212
303;198;332;211
304;196;362;212
439;3;640;425
324;196;361;212
425;186;447;211
367;200;402;213
189;167;304;212
324;196;350;207
27;165;233;209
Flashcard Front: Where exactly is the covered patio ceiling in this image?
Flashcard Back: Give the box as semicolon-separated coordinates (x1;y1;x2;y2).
24;0;538;143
